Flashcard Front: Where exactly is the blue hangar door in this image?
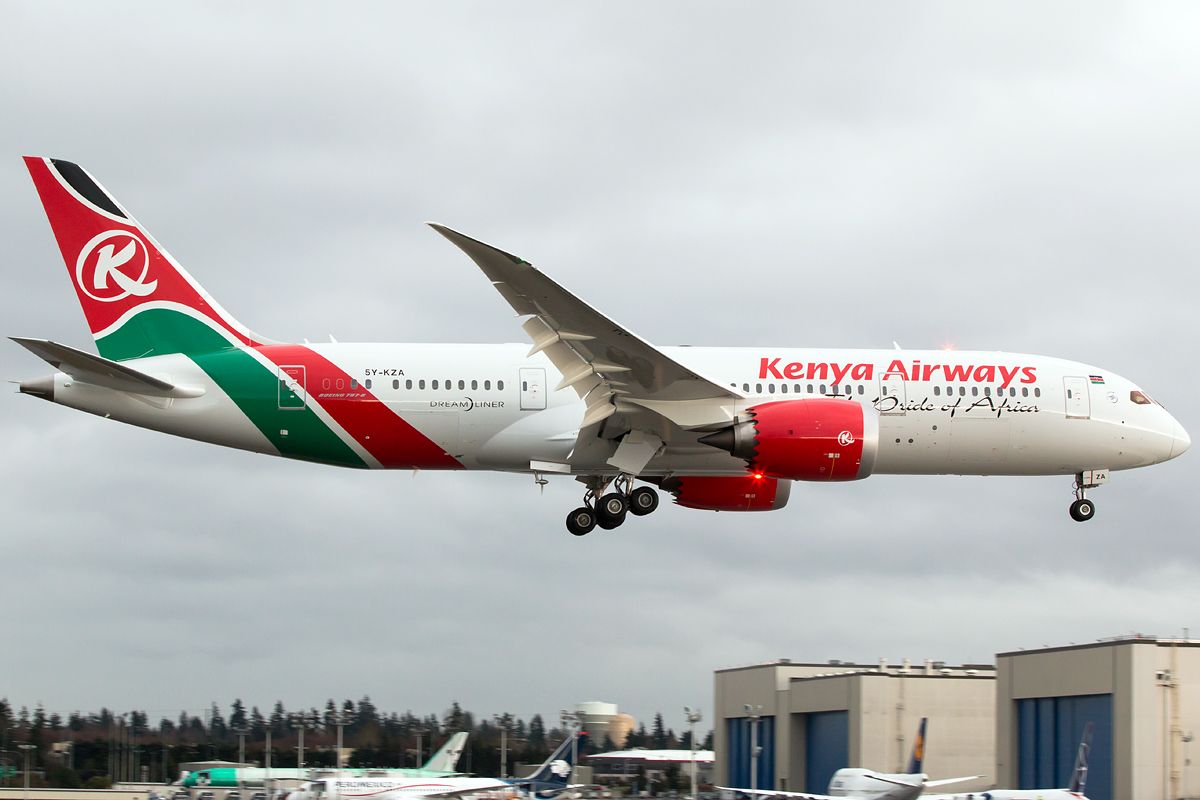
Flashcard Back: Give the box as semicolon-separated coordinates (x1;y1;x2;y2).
726;715;775;790
1018;694;1112;800
805;711;849;793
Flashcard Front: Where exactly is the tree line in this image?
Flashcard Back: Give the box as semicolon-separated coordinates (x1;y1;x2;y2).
0;698;712;790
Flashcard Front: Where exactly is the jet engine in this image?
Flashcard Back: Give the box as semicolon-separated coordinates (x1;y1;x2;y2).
660;475;791;512
699;398;878;481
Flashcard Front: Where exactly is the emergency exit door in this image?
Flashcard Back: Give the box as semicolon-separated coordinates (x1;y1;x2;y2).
1064;376;1091;419
278;365;307;409
520;367;547;410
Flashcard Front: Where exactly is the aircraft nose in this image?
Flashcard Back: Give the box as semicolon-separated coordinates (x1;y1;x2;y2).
1172;418;1191;459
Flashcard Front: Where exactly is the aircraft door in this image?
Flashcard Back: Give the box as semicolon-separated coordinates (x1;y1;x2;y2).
520;367;547;411
878;373;907;415
1064;376;1091;419
278;365;307;409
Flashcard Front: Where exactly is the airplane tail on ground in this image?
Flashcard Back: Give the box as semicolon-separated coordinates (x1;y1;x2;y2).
423;732;469;772
905;717;928;774
23;156;267;361
1068;722;1094;794
513;732;588;794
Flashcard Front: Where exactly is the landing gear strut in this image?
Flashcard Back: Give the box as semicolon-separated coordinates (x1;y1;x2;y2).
564;475;659;535
1069;470;1107;522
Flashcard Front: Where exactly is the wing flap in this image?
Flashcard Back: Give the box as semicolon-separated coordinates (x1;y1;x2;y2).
12;337;204;398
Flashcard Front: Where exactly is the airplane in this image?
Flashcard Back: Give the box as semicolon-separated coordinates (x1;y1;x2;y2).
14;157;1190;535
181;732;469;788
922;722;1093;800
720;718;980;800
284;732;587;800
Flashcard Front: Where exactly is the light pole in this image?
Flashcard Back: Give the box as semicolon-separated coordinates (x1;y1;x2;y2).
291;713;316;779
231;725;251;795
559;710;579;795
743;705;763;793
684;708;703;800
330;709;356;800
18;743;35;800
264;730;272;799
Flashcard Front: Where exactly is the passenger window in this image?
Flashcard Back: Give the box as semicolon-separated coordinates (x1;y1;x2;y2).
858;385;865;395
484;380;491;390
432;380;439;390
934;386;941;396
796;384;803;393
984;387;990;396
1034;387;1041;397
1022;387;1028;397
971;386;978;396
781;384;788;394
742;383;750;392
1131;390;1152;405
336;378;345;390
406;379;413;390
808;384;814;393
831;384;840;395
755;383;763;393
364;379;372;390
419;379;426;389
445;379;451;390
392;379;399;390
523;381;528;391
820;384;827;394
768;383;775;394
322;378;331;390
459;380;465;390
350;379;359;389
471;380;478;390
497;380;504;390
959;386;965;396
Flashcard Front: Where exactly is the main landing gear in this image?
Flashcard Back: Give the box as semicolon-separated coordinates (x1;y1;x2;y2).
565;475;660;536
1069;469;1108;522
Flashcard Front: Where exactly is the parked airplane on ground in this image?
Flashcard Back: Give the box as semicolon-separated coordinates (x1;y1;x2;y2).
181;733;468;788
15;158;1189;533
923;722;1093;800
284;732;586;800
721;718;980;800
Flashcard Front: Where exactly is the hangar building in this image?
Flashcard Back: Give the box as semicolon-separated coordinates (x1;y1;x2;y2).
997;635;1200;800
714;658;995;795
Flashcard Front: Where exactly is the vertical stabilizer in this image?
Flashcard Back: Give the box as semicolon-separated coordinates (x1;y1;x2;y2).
24;156;268;360
905;717;928;775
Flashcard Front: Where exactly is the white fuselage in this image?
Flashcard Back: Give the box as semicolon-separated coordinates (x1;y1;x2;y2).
43;343;1188;478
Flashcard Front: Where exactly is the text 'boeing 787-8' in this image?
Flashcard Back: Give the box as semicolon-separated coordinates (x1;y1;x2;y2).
13;158;1190;534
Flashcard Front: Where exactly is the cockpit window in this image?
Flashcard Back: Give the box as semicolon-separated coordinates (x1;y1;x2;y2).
1130;390;1153;405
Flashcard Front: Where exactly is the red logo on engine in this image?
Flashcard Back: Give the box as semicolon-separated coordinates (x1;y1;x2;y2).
75;229;156;303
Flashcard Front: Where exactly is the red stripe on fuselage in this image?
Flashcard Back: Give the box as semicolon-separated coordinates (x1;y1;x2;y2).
257;345;463;469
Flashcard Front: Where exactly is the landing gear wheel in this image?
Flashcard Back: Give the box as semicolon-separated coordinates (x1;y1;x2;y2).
628;486;660;516
596;492;628;529
1069;498;1096;522
565;507;597;536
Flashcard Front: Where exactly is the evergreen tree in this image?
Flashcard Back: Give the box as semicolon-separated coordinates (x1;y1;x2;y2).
270;702;288;736
702;730;714;750
230;699;248;730
209;702;227;740
443;702;465;732
250;707;266;736
528;714;546;750
651;713;667;749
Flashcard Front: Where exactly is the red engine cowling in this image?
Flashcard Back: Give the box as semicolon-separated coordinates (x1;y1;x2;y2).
700;399;878;481
660;475;791;512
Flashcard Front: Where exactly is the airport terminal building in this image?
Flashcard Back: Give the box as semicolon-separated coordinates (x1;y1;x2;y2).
716;635;1200;800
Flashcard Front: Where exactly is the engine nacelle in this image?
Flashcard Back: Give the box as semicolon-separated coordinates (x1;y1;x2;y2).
660;475;791;512
700;399;878;481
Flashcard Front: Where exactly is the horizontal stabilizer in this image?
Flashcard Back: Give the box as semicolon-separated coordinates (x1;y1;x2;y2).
924;775;985;788
12;337;204;398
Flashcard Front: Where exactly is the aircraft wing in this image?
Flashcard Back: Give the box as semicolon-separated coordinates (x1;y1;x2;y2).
430;225;745;472
921;775;985;788
717;786;836;800
12;337;204;398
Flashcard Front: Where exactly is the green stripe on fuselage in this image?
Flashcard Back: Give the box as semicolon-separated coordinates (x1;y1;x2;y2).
96;309;366;468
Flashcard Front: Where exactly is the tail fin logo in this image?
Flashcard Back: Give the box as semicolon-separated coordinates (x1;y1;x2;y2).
76;229;157;302
549;760;571;778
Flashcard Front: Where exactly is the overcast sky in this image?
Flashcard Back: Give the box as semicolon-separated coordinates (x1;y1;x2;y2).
1;1;1198;735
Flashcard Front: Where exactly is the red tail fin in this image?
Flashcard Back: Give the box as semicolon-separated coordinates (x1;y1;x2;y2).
24;156;264;359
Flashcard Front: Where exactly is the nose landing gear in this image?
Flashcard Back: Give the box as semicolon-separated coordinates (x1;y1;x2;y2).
565;476;659;535
1069;470;1107;522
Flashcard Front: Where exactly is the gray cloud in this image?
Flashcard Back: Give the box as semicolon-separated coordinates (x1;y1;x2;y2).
1;0;1197;731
